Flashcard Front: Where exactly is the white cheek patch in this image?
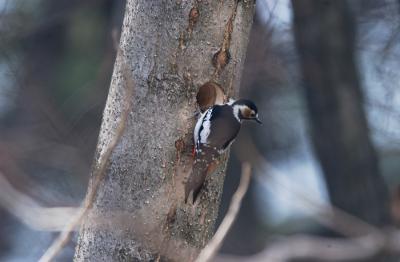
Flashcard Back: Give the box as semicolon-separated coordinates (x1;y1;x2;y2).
232;105;247;122
227;98;236;105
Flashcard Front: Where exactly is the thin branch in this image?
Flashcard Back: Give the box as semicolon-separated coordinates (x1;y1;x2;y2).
234;133;385;238
0;172;78;231
214;234;393;262
259;234;386;261
38;53;134;262
195;163;252;262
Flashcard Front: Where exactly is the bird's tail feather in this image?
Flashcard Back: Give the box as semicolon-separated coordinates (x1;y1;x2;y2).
184;146;220;204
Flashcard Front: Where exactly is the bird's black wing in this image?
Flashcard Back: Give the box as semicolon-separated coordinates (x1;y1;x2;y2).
206;104;241;151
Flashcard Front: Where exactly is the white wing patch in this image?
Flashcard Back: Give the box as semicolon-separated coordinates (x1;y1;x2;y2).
200;109;213;144
194;110;208;150
193;108;213;151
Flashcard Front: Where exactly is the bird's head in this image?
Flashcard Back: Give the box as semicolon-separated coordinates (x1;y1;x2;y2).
232;99;262;124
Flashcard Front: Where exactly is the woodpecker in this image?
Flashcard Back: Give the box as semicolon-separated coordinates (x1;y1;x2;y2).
185;99;262;203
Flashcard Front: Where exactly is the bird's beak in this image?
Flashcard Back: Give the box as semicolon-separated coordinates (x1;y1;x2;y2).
255;116;262;125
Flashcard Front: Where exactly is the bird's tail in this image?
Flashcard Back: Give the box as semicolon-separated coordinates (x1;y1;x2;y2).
184;146;219;204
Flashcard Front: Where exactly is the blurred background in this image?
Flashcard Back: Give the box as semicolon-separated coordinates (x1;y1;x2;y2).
1;0;400;261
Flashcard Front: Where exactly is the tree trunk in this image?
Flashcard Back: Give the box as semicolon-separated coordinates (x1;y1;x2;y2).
74;1;255;261
291;0;391;226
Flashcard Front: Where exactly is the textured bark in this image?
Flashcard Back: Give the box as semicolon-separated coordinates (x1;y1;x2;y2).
292;0;391;226
74;0;255;261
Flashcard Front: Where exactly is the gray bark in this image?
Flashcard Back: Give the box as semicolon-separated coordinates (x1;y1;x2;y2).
74;0;255;261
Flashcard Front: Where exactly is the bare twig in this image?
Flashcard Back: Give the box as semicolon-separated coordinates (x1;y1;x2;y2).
0;172;78;231
195;163;252;262
234;133;386;238
214;234;394;262
38;53;134;262
259;234;387;261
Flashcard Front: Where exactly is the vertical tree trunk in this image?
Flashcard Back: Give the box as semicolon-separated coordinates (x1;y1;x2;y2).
291;0;391;226
74;1;255;261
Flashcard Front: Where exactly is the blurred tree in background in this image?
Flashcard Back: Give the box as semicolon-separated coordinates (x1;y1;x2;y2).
292;0;390;226
0;0;125;260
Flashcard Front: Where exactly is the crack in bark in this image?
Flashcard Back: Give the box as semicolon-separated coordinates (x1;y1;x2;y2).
163;1;248;257
184;0;242;208
212;0;240;79
179;2;201;50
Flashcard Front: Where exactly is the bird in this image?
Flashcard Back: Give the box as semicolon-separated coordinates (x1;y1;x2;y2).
185;99;262;203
